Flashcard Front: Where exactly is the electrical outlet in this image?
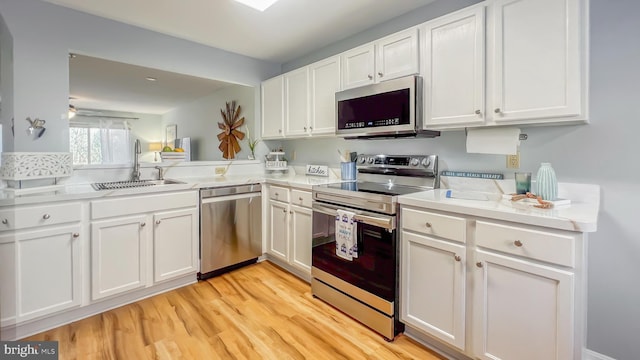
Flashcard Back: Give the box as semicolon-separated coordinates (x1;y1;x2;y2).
214;167;226;175
506;151;520;169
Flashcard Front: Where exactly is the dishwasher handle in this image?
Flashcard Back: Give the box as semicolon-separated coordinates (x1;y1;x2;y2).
201;192;261;204
200;183;262;198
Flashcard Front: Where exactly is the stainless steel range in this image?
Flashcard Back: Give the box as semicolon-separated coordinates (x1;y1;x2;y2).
311;154;438;340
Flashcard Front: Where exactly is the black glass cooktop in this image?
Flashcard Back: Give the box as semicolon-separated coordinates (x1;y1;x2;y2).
322;181;429;196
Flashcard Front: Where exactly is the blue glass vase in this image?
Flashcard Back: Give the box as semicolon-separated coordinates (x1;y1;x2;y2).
536;163;558;201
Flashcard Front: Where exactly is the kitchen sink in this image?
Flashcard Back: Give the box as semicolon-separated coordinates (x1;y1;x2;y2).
91;179;185;190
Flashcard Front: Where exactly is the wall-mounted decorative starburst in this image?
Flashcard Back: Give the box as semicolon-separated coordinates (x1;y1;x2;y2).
217;101;245;159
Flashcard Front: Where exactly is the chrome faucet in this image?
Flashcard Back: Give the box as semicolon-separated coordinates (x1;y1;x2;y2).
132;139;141;181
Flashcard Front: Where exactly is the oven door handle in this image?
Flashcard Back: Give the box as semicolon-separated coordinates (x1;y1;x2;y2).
312;203;395;230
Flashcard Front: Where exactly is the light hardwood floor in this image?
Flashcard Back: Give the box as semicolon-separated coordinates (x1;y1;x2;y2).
25;261;443;359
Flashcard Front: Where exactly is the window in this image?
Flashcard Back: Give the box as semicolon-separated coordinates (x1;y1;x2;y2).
69;119;132;165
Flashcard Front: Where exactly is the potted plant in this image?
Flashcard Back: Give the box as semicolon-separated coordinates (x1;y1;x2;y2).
245;126;261;160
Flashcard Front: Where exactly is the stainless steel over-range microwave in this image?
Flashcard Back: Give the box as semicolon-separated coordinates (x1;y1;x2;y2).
335;75;440;139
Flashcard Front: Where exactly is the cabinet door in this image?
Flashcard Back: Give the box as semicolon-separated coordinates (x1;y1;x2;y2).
91;216;148;300
0;235;16;326
423;6;485;128
15;225;81;321
489;0;582;122
284;67;310;137
268;200;289;262
153;208;198;283
473;249;574;360
341;43;375;89
261;76;285;139
289;204;312;274
309;56;341;135
401;231;466;350
376;28;419;82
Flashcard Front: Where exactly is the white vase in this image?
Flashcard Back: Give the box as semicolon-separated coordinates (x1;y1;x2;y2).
536;163;558;200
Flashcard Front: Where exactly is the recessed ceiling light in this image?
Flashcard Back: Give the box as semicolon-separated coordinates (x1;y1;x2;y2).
145;77;157;81
233;0;279;11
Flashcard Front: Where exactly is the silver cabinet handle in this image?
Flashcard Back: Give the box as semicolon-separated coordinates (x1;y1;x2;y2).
72;233;80;238
299;197;303;201
454;255;462;262
283;209;287;213
274;192;279;197
2;219;7;225
42;214;51;220
378;72;383;77
514;240;523;247
156;220;161;225
309;126;313;131
475;110;482;115
367;74;373;80
425;222;432;228
476;262;483;268
304;126;307;132
278;129;282;133
494;108;501;114
141;222;146;227
289;211;293;214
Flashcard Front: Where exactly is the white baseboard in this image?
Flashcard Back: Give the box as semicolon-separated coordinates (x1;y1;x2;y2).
583;349;617;360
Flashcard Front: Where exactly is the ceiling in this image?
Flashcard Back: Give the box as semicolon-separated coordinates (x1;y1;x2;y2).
69;54;234;115
43;0;436;63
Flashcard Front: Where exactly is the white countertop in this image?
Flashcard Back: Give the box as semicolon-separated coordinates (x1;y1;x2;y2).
0;173;343;206
398;188;600;233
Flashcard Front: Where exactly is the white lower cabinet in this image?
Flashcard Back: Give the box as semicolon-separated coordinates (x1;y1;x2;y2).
400;206;585;360
472;249;574;360
90;191;199;301
0;237;16;327
153;208;198;283
401;231;466;350
289;204;312;273
268;199;289;262
0;201;83;326
16;225;82;322
266;185;313;279
91;215;148;300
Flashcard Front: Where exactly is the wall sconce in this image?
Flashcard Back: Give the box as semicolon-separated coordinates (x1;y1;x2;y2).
148;142;163;162
68;105;77;119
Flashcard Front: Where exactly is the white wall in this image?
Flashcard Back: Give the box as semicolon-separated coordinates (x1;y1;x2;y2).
281;0;640;359
0;0;280;153
162;84;263;161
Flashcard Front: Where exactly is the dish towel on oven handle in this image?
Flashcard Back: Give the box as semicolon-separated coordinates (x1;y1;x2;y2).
336;209;358;261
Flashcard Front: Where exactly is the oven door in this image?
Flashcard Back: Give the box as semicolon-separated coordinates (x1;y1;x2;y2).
311;201;396;302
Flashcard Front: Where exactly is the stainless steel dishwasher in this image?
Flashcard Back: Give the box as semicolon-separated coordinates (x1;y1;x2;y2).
199;184;262;279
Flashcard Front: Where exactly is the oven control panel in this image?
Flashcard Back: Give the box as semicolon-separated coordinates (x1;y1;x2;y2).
356;154;438;174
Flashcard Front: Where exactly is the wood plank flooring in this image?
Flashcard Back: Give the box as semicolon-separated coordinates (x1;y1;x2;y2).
24;261;444;360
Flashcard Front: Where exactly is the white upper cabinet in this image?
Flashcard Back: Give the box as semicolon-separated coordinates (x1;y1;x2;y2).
261;76;285;139
341;43;375;90
284;67;310;137
376;28;420;82
309;56;341;136
423;5;486;128
341;29;419;90
487;0;585;123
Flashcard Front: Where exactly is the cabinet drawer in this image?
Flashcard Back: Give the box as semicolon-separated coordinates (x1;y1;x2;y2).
476;221;576;267
0;202;82;231
290;189;312;208
268;186;290;202
91;191;197;219
401;207;466;243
